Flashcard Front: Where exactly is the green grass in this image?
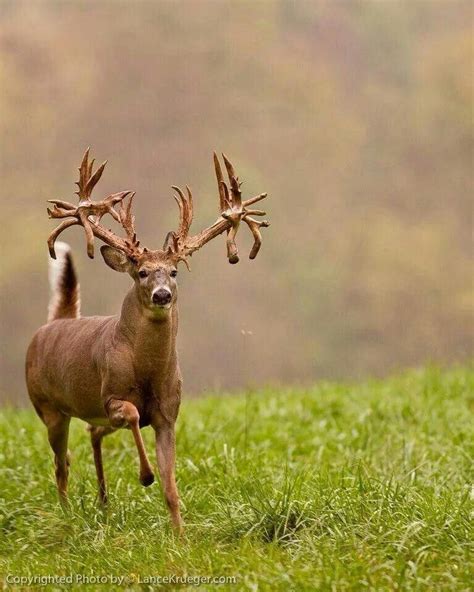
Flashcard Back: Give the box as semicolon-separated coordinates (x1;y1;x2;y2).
0;366;472;591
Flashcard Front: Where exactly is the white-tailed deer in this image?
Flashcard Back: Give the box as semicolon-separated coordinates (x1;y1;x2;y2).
25;149;269;531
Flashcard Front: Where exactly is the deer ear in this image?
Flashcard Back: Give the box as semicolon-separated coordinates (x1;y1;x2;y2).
100;246;131;273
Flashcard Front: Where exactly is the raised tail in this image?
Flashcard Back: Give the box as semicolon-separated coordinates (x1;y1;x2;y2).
47;242;81;322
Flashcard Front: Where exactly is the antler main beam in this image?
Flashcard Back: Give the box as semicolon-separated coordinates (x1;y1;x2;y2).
47;149;141;260
168;153;269;264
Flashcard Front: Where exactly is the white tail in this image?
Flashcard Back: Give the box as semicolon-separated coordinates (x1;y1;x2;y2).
47;242;80;322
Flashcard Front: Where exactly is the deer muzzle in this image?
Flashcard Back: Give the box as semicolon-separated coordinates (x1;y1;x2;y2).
152;288;172;306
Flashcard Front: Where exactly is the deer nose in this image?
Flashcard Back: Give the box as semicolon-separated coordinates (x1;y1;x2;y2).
152;288;172;305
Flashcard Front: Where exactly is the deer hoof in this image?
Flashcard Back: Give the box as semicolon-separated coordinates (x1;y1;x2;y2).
140;472;155;487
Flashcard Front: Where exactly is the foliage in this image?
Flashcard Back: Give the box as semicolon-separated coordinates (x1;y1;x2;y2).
0;366;472;590
0;1;472;401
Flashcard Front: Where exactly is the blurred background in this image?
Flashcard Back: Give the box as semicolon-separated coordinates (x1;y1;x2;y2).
0;0;472;405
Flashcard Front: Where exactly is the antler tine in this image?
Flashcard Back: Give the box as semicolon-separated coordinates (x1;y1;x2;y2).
47;150;143;260
222;153;242;208
100;191;132;225
87;158;95;180
244;209;266;216
243;192;267;207
84;160;107;199
47;200;76;212
47;219;79;259
244;216;270;260
172;192;184;235
76;148;89;197
213;152;227;213
78;209;96;258
117;191;140;250
172;185;194;242
185;185;194;229
225;223;239;263
172;186;188;240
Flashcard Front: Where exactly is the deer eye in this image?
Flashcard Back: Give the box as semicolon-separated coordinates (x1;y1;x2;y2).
170;269;178;278
138;270;148;278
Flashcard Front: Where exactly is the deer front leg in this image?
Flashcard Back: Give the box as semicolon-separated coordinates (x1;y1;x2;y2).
106;399;155;486
154;421;183;532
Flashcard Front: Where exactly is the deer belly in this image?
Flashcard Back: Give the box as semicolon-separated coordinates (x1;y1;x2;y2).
84;416;112;427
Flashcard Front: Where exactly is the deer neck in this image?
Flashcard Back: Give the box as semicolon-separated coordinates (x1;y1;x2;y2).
115;287;178;376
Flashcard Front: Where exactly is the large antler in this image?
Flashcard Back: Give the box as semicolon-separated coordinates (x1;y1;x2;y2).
47;149;142;260
166;153;269;265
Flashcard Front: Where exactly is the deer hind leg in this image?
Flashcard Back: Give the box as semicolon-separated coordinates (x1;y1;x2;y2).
153;421;183;532
38;406;71;501
106;399;155;487
88;425;115;504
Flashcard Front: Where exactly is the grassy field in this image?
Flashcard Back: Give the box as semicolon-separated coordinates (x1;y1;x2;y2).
0;366;472;591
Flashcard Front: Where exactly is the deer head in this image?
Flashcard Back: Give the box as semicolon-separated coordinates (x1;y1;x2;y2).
47;149;269;317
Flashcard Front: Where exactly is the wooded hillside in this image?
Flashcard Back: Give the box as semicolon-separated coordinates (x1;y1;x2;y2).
0;1;472;402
